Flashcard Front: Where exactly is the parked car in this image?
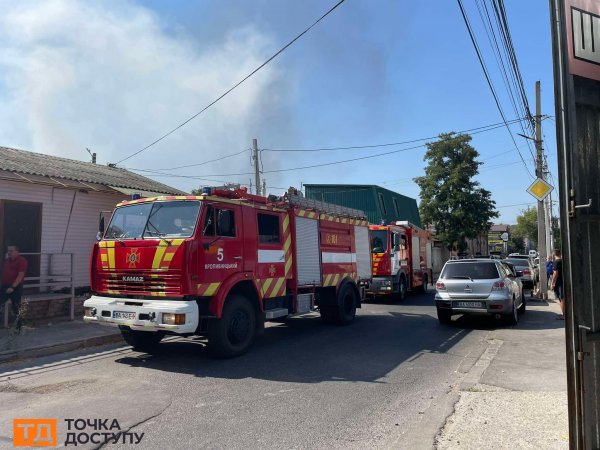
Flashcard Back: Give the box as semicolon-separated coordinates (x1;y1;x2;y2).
504;257;537;289
435;259;524;325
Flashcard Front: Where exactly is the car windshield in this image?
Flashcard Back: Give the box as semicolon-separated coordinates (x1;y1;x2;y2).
505;258;530;267
440;262;500;280
105;201;201;239
370;230;388;253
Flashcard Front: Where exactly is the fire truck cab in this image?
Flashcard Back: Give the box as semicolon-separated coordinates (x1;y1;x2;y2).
368;221;432;299
84;188;372;358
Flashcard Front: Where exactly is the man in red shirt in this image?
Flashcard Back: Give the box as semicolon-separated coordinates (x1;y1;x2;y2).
1;245;28;330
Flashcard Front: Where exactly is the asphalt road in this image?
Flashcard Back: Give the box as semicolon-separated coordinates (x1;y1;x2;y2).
0;290;504;449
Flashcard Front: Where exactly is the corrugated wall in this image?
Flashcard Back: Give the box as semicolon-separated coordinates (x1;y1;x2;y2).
304;185;379;224
374;186;422;227
305;184;421;227
0;179;124;288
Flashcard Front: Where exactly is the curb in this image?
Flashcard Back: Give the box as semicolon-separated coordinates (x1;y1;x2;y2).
0;333;124;365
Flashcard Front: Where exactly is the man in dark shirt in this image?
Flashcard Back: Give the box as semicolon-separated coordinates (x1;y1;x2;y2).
550;249;564;320
0;245;28;330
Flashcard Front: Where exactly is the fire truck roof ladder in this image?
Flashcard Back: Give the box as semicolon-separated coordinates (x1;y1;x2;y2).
285;194;367;220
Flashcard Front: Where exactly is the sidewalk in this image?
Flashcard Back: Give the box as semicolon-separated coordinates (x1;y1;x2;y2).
435;293;569;449
0;318;123;365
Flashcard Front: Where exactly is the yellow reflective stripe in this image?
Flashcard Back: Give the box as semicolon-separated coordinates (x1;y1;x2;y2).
283;215;290;232
284;257;293;277
333;274;340;286
283;234;292;251
106;241;115;269
152;241;169;269
204;283;220;296
261;278;273;296
324;274;332;286
272;278;285;297
164;252;174;262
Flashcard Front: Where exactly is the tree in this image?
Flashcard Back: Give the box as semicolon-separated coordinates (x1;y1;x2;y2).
414;133;498;252
511;208;538;249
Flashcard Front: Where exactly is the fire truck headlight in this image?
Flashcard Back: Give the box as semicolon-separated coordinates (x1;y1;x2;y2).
383;280;392;286
84;307;96;317
162;313;186;325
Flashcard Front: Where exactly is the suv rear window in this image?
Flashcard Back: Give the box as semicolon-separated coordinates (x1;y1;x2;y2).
441;262;500;280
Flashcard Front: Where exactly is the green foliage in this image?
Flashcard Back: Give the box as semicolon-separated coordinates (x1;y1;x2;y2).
508;234;525;254
191;188;202;195
511;207;538;248
414;133;498;252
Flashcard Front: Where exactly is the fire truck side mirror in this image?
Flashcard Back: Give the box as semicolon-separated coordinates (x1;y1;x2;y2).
99;216;105;234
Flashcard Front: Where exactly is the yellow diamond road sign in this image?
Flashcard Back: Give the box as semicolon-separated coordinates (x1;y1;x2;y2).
527;178;554;201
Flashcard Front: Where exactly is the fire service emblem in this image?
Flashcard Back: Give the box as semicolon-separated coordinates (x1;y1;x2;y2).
126;248;140;268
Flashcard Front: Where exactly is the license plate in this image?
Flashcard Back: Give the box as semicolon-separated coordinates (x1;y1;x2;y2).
113;311;136;320
455;301;483;308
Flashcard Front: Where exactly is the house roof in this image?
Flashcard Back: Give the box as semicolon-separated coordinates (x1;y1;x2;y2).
0;146;185;195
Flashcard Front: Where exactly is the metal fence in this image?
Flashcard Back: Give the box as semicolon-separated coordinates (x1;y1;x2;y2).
3;252;75;327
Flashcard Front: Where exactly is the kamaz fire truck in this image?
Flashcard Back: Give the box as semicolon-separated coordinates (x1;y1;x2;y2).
367;221;433;299
84;188;372;357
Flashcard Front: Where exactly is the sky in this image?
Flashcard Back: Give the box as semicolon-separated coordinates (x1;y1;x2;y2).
0;0;559;224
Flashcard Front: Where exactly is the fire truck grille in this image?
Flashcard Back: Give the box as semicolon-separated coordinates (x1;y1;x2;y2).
99;272;182;296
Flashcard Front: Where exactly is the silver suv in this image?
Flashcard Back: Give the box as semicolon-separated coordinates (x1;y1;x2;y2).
435;259;525;325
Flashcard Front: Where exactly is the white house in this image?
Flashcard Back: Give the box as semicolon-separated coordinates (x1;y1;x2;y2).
0;145;185;290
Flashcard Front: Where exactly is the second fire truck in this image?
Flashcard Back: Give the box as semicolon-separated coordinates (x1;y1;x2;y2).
367;221;433;299
84;188;372;358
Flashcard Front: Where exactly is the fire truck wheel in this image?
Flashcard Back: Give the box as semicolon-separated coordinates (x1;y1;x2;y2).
208;295;256;358
120;329;164;353
419;275;428;293
396;276;407;301
339;284;357;325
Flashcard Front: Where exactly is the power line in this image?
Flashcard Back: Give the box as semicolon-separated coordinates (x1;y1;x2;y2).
262;118;526;152
128;148;251;172
115;0;348;165
456;0;534;179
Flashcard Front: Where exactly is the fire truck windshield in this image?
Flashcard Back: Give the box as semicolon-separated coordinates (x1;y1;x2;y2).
104;201;201;240
370;230;388;253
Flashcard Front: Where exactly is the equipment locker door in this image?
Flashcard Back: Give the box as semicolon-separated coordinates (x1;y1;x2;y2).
256;211;287;299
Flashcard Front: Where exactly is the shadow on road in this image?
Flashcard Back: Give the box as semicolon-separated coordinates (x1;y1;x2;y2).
112;291;562;383
114;299;471;384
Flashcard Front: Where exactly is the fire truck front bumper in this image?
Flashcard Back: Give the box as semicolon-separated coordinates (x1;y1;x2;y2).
367;277;395;295
83;295;199;334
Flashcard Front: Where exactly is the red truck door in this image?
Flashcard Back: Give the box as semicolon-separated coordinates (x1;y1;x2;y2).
198;204;244;295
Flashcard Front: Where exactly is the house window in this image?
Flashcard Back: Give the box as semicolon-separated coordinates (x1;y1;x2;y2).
393;197;400;217
258;213;280;244
378;193;387;215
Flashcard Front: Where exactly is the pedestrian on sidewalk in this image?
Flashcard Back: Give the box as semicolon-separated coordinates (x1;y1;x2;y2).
0;245;28;330
546;256;553;289
550;249;564;320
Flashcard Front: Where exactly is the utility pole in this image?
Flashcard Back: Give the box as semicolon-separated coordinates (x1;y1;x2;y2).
535;80;548;299
252;139;261;196
544;157;553;256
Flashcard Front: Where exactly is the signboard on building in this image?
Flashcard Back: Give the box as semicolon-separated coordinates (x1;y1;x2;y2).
565;0;600;81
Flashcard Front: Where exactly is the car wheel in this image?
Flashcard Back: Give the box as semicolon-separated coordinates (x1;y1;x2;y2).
436;306;452;324
518;291;526;314
120;328;164;353
504;297;518;326
208;295;256;358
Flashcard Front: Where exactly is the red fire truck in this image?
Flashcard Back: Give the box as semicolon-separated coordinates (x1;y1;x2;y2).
367;221;433;299
84;188;372;357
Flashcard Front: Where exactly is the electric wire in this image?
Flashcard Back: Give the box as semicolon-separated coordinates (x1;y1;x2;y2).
115;0;347;165
456;0;534;178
